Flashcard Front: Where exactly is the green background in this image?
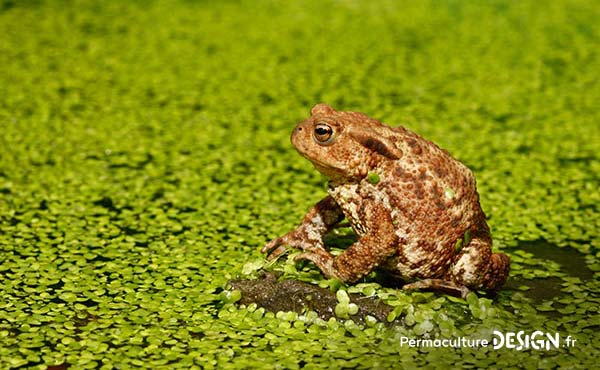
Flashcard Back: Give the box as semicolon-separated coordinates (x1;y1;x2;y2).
0;0;598;368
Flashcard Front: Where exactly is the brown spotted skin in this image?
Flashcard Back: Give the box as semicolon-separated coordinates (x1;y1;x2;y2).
262;103;510;296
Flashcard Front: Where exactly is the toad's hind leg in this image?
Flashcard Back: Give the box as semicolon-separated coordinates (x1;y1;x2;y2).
402;279;471;298
449;235;510;291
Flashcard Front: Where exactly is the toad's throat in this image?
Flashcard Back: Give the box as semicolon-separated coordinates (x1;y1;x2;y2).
292;147;336;179
309;161;359;184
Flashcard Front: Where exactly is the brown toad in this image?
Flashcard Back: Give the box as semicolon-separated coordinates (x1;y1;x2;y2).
262;103;509;297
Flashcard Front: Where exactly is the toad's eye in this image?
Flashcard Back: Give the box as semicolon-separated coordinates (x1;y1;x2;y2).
313;123;334;144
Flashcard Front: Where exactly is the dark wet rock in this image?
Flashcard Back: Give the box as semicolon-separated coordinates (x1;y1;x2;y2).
229;272;399;325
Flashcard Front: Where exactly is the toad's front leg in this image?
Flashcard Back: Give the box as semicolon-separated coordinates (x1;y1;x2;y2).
262;196;344;260
295;203;397;283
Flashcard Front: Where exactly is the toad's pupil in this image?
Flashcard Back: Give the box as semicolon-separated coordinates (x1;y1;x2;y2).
316;127;330;135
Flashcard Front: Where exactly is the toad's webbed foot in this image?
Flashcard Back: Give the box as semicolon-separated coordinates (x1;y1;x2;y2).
262;231;330;261
402;279;471;299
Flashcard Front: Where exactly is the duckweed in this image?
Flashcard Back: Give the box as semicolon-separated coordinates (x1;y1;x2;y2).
367;172;381;184
0;0;598;368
